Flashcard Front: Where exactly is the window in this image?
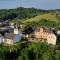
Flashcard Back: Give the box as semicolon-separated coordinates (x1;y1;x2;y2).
11;40;13;43
6;40;7;42
8;40;9;42
51;36;52;38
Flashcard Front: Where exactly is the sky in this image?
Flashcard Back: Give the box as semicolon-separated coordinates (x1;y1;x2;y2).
0;0;60;10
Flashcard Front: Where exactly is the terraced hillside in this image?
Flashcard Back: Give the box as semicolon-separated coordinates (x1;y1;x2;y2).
20;13;59;26
12;13;60;28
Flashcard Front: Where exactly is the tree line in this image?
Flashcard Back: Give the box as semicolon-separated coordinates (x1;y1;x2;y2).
0;7;46;21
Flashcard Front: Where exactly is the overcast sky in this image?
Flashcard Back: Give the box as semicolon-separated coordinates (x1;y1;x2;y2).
0;0;60;10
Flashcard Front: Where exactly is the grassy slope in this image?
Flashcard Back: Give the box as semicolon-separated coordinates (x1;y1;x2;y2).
21;13;59;26
13;13;60;26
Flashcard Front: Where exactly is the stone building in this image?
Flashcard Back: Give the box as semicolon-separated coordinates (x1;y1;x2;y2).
0;34;4;43
27;27;57;45
0;23;22;45
5;32;14;45
4;23;22;45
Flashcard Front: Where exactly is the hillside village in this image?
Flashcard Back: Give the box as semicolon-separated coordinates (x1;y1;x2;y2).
0;8;60;46
0;21;60;45
0;7;60;60
0;21;22;45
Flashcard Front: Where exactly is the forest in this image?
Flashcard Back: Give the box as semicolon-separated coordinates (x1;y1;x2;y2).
0;7;46;21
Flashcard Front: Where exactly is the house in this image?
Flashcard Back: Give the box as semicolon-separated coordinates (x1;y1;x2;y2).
4;23;22;45
0;22;23;45
56;30;60;35
9;22;15;28
0;34;4;43
4;33;22;45
27;27;57;45
5;32;14;45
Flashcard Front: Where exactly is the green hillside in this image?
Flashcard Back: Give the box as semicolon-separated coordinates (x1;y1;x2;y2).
22;13;57;22
17;13;59;27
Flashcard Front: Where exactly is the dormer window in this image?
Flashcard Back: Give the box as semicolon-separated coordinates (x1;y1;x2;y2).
40;28;44;32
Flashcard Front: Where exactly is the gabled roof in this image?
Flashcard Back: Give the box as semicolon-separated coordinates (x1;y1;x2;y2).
5;32;14;39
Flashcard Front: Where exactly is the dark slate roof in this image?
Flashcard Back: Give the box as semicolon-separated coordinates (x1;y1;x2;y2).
22;26;34;34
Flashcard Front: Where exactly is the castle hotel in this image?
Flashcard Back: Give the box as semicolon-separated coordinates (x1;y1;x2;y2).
27;27;57;45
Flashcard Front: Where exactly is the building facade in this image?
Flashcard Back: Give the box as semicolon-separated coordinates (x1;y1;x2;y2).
0;34;4;43
28;27;57;45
